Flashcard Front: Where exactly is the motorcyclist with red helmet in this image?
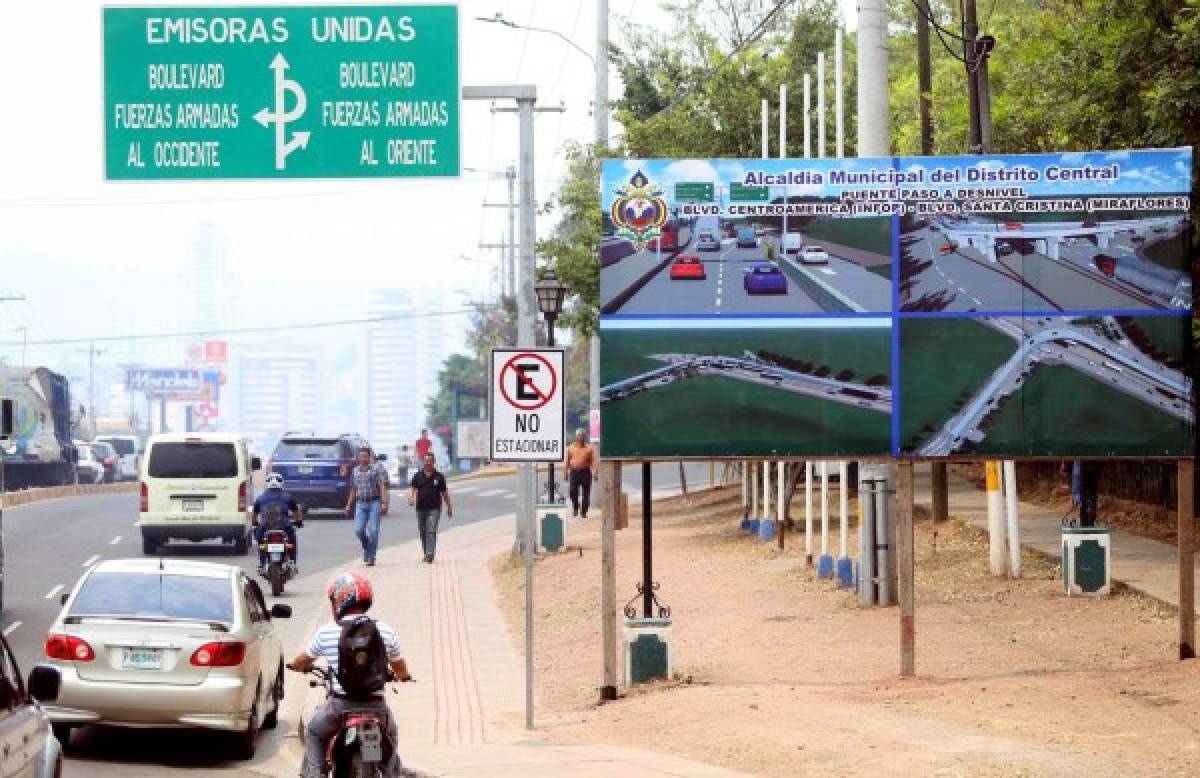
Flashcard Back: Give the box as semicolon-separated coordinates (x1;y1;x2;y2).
289;572;411;777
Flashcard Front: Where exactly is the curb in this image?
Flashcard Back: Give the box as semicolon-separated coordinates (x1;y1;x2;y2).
450;467;518;483
1;481;136;510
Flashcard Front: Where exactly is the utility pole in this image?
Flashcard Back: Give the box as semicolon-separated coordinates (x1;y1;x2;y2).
856;0;890;156
962;0;995;153
75;344;106;437
480;164;518;298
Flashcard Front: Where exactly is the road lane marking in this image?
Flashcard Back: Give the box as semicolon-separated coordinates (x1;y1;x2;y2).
500;491;516;499
455;486;479;494
111;535;122;545
972;297;983;305
479;489;505;497
45;585;64;600
959;287;969;295
82;555;100;567
3;622;21;637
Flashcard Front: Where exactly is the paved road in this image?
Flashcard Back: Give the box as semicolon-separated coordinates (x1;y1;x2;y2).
0;463;708;775
901;225;1169;312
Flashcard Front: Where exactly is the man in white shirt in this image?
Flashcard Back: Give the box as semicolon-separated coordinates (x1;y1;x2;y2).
289;572;411;777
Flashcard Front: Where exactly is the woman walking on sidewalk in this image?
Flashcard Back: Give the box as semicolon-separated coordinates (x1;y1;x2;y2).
409;452;453;563
345;446;389;566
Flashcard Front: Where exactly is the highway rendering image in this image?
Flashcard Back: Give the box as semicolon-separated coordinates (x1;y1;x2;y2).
601;215;892;315
599;320;892;457
900;213;1190;312
900;314;1193;456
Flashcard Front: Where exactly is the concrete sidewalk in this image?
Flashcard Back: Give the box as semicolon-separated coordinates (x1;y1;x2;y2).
919;468;1197;614
290;511;749;777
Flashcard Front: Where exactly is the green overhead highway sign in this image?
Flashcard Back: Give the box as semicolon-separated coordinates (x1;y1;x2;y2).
674;182;714;202
729;183;769;201
103;5;460;179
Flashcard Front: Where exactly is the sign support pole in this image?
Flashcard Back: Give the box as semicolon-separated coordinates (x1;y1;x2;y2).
1179;458;1195;659
601;460;619;700
641;462;654;617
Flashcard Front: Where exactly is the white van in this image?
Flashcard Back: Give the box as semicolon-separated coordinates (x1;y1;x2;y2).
96;435;140;481
782;232;804;255
137;433;261;555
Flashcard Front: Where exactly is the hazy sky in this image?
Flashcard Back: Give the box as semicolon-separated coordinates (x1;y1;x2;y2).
0;0;859;377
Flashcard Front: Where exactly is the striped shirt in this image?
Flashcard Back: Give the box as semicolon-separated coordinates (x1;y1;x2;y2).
304;616;404;696
352;463;387;500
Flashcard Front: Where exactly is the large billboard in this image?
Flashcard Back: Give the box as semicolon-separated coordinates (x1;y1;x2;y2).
599;148;1193;458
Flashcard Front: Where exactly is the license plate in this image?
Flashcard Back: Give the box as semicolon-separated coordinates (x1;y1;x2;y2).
297;465;313;475
266;543;286;553
183;499;203;512
122;648;162;670
359;726;383;761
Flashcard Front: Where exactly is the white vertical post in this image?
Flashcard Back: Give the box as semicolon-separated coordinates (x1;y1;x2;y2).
741;461;749;517
856;0;890;156
761;98;769;158
778;83;787;158
802;73;811;159
777;460;786;532
820;461;829;557
838;461;848;557
751;463;758;519
816;52;825;158
804;461;813;563
987;462;1006;576
1004;460;1021;577
762;460;770;522
835;29;844;158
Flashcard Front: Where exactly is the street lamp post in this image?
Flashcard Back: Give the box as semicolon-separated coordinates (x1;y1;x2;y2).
534;268;567;503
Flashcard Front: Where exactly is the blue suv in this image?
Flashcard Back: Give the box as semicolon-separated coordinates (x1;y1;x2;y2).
269;433;371;512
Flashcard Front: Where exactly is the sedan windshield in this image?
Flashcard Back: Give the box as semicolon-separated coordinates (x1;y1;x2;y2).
69;572;233;623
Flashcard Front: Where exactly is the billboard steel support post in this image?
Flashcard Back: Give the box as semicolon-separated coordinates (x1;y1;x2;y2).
803;74;811;159
816;52;825;158
986;461;1005;576
805;461;814;565
1179;458;1195;659
777;460;786;551
760;99;769;159
898;460;915;677
642;461;653;618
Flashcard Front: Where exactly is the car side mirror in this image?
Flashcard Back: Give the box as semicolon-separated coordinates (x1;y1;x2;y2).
28;665;61;703
270;604;292;619
251;456;263;472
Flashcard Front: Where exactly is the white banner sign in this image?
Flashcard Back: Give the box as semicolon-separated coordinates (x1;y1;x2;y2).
490;348;565;462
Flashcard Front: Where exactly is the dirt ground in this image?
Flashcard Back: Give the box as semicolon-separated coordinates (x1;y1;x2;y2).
491;485;1200;777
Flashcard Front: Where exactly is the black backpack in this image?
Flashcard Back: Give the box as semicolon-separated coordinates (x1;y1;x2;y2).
336;617;388;699
262;503;286;530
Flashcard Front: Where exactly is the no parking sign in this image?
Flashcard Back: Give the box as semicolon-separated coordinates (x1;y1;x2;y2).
490;348;565;462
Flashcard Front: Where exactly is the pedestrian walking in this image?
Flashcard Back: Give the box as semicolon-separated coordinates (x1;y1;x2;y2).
345;447;389;566
563;428;596;518
415;428;432;463
409;452;453;563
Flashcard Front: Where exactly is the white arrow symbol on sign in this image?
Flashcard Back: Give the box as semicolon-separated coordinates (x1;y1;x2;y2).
254;53;310;170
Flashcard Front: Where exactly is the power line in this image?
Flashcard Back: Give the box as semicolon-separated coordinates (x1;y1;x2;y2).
0;308;491;348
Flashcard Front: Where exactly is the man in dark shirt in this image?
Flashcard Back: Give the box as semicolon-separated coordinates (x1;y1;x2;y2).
408;453;453;563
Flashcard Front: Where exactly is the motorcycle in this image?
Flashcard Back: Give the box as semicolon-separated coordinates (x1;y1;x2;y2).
289;664;410;778
259;527;296;596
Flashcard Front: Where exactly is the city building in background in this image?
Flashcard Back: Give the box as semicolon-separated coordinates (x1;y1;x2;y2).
365;289;446;454
237;351;318;452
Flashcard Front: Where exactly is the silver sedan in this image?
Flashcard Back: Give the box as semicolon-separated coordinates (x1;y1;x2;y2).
41;558;291;759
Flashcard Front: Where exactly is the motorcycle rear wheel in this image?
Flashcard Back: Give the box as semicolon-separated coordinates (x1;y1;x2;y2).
269;562;284;596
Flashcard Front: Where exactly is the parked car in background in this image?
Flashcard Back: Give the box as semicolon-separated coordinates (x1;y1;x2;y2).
0;632;62;777
95;435;140;481
696;231;720;251
800;245;830;265
269;433;370;512
669;255;706;280
73;443;104;485
90;441;119;483
743;264;788;294
42;559;290;758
